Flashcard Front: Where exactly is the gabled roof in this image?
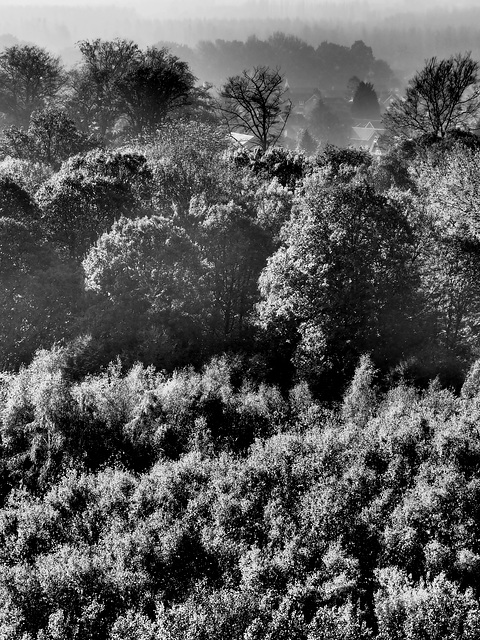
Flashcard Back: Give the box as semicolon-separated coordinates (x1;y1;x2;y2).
350;120;386;154
352;119;384;129
230;131;258;149
352;126;378;142
230;132;256;146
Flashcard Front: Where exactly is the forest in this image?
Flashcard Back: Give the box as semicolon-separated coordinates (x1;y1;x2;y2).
2;35;480;639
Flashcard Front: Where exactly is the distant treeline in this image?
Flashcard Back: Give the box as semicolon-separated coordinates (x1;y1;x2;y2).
1;4;480;78
162;35;396;93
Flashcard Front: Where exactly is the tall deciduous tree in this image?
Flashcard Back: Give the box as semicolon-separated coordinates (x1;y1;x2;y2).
0;45;66;127
75;38;140;137
82;215;210;368
257;175;420;393
117;47;196;136
196;201;272;343
65;66;103;134
26;108;97;169
416;146;480;354
219;66;292;152
383;52;480;140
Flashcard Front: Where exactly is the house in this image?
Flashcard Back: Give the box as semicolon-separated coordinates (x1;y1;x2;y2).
288;88;322;116
282;112;308;148
230;131;258;149
380;91;402;112
350;120;385;154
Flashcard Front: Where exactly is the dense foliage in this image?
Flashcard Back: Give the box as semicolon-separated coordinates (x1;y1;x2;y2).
1;37;480;639
2;349;480;639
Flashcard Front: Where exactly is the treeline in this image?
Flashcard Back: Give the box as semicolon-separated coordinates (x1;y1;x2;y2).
2;3;480;78
0;40;214;141
163;35;396;93
112;12;480;81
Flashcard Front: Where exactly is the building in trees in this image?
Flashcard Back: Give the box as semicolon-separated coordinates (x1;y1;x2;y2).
350;120;385;154
219;66;292;152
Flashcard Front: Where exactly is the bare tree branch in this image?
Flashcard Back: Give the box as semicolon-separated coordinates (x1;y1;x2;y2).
218;66;292;152
383;52;480;141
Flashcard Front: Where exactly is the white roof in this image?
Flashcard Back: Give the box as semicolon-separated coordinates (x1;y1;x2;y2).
231;132;255;145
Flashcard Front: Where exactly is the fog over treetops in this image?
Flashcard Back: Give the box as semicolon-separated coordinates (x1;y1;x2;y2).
0;0;478;76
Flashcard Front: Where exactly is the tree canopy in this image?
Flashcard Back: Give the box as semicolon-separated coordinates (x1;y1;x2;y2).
383;52;480;140
352;81;380;119
0;44;65;127
117;47;196;136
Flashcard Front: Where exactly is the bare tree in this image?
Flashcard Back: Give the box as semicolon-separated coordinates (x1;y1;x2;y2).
383;52;480;140
219;66;292;151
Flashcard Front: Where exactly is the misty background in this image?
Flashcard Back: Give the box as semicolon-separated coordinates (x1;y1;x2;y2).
0;0;479;84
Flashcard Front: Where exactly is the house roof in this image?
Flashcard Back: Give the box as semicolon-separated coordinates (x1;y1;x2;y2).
350;119;386;154
352;126;379;142
352;119;384;129
230;132;256;146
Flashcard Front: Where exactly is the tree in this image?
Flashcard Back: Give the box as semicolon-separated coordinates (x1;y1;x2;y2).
75;38;140;137
416;146;480;355
375;569;480;640
27;108;97;168
0;158;53;199
0;108;98;169
297;129;318;155
65;66;101;133
0;45;66;127
219;66;292;152
147;119;231;217
0;218;82;369
308;98;350;147
346;76;361;100
257;175;420;394
65;148;153;209
82;215;211;369
116;47;196;137
350;40;375;80
36;170;137;261
383;52;480;140
351;81;380;119
0;175;38;224
196;200;272;344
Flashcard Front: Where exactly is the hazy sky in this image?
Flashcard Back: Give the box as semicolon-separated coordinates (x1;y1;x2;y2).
0;0;476;75
0;0;471;12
